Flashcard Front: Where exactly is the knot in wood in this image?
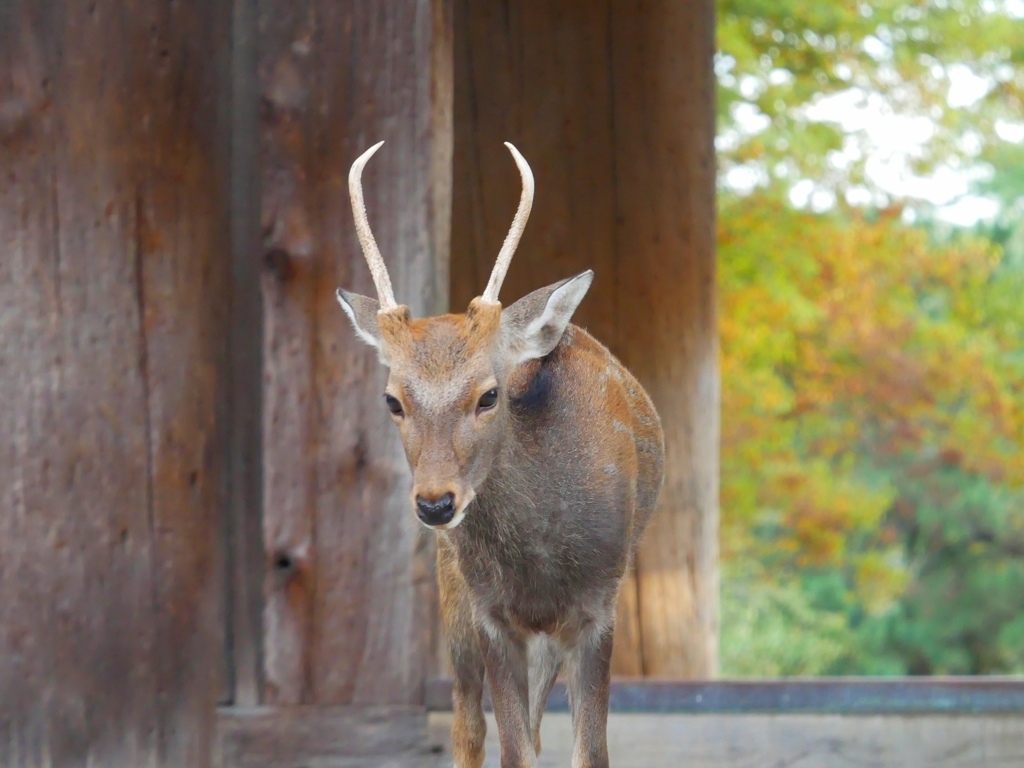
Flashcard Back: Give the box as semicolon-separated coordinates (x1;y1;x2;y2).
263;248;296;283
0;94;34;143
270;548;305;586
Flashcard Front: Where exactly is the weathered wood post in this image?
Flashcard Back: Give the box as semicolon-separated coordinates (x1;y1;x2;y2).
256;0;454;705
0;0;231;764
451;0;719;677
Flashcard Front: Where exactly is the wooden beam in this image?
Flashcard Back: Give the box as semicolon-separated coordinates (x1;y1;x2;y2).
451;0;718;676
257;0;453;706
611;0;719;680
0;0;230;764
223;0;266;707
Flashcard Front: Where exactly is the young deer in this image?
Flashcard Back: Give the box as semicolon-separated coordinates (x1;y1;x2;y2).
336;142;665;768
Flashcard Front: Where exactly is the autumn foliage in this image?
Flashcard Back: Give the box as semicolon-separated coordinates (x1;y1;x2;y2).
714;0;1024;676
719;195;1024;675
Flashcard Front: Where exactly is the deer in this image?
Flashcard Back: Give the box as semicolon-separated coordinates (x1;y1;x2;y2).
335;141;665;768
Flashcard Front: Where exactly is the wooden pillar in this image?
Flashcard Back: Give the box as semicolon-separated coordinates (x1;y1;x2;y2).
257;0;453;705
224;0;266;708
452;0;718;677
0;0;230;765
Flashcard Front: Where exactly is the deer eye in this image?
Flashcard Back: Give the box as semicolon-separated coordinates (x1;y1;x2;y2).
477;388;498;412
384;394;404;416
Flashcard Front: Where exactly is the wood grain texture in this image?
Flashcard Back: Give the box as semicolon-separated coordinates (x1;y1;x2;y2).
0;0;230;764
258;0;453;706
610;0;720;679
451;0;718;676
429;712;1024;768
225;0;266;707
215;706;447;768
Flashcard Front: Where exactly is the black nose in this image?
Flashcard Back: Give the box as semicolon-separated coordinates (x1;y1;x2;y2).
416;493;456;526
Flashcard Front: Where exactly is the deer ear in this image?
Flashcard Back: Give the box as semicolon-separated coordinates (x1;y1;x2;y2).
336;288;390;363
501;270;594;364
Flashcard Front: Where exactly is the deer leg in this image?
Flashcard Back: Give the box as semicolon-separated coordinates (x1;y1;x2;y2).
527;635;562;755
566;622;614;768
450;635;486;768
438;541;486;768
479;624;534;768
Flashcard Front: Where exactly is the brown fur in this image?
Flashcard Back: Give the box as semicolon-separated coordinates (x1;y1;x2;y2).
339;279;664;768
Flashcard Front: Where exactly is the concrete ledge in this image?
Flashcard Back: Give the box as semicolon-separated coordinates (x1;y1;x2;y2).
427;676;1024;714
429;711;1024;767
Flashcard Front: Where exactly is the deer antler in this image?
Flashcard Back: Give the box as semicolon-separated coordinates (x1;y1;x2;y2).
481;142;535;304
348;141;398;311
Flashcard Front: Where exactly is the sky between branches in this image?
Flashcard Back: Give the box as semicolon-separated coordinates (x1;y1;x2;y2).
717;0;1024;225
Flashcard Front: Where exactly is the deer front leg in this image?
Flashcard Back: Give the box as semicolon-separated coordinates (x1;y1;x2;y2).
439;540;486;768
566;622;614;768
450;636;486;768
528;635;563;755
479;622;535;768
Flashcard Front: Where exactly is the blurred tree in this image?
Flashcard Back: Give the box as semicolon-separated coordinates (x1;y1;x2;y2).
719;192;1024;675
717;0;1024;677
717;0;1024;213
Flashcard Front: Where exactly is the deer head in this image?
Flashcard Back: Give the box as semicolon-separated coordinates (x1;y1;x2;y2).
336;142;593;530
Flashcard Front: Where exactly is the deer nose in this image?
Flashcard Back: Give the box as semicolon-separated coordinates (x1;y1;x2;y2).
415;493;456;526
